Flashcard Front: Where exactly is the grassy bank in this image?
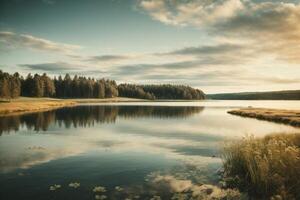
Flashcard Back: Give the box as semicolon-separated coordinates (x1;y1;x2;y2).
228;108;300;127
0;97;76;116
71;97;147;103
222;133;300;199
0;97;146;116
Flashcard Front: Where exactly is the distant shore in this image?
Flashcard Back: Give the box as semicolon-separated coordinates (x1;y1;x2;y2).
0;97;147;116
228;108;300;127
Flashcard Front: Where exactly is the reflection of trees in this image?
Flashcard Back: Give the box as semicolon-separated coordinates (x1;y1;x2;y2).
0;106;204;134
118;106;204;119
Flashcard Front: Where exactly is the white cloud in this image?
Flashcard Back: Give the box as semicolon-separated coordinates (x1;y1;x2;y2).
0;31;81;54
139;0;300;64
139;0;244;26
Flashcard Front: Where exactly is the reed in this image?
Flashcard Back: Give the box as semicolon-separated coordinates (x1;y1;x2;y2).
222;133;300;199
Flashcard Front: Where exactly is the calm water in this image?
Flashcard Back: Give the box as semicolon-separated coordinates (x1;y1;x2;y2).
0;100;299;199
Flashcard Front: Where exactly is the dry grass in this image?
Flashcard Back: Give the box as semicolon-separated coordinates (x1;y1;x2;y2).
0;97;76;116
228;108;300;127
222;133;300;199
72;97;148;103
0;97;148;116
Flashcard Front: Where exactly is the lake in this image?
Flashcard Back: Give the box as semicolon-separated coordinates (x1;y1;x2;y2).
0;100;299;200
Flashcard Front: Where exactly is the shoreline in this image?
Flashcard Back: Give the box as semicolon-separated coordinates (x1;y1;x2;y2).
0;97;148;116
228;108;300;127
0;98;76;117
0;97;211;116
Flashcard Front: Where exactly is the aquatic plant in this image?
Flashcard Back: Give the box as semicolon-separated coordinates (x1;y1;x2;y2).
93;186;106;193
95;194;107;200
222;133;300;199
49;184;61;191
68;182;80;188
115;186;124;192
150;195;161;200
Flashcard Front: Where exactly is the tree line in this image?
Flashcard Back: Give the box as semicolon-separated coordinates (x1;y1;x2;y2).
118;84;205;100
0;70;205;100
0;71;21;98
53;74;118;98
0;70;118;99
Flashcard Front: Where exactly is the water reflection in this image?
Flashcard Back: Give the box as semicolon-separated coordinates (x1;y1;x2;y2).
0;102;299;199
0;106;204;134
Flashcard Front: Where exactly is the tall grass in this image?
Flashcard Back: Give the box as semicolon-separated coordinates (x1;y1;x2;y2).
222;133;300;199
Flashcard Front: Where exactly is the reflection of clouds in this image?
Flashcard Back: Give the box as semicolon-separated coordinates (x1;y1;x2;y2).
153;175;192;192
0;105;298;173
148;174;241;200
0;139;88;173
113;107;298;137
0;126;220;173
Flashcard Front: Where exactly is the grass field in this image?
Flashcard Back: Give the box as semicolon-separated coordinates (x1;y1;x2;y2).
0;97;76;116
0;97;146;116
228;108;300;127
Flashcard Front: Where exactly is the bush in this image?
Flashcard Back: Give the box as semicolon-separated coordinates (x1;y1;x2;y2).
222;133;300;199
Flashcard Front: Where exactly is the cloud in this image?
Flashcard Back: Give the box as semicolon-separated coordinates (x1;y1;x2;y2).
19;62;108;77
139;0;244;26
212;1;300;63
162;43;244;56
139;0;300;63
20;62;80;72
159;43;253;65
87;55;130;62
0;31;81;54
104;57;300;89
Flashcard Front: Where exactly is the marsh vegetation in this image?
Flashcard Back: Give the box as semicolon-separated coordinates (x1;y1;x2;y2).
222;133;300;200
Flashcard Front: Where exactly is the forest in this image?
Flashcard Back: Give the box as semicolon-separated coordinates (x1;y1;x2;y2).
118;84;205;100
0;71;205;100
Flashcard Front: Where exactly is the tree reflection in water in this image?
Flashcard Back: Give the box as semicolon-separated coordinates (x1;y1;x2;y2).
0;106;204;134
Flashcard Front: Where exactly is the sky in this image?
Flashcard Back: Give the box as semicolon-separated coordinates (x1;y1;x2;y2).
0;0;300;94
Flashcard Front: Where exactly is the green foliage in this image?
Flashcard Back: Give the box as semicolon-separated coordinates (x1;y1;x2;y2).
142;84;205;100
0;71;205;100
0;70;21;99
118;84;205;100
54;74;118;98
118;84;155;100
222;133;300;199
21;73;55;97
